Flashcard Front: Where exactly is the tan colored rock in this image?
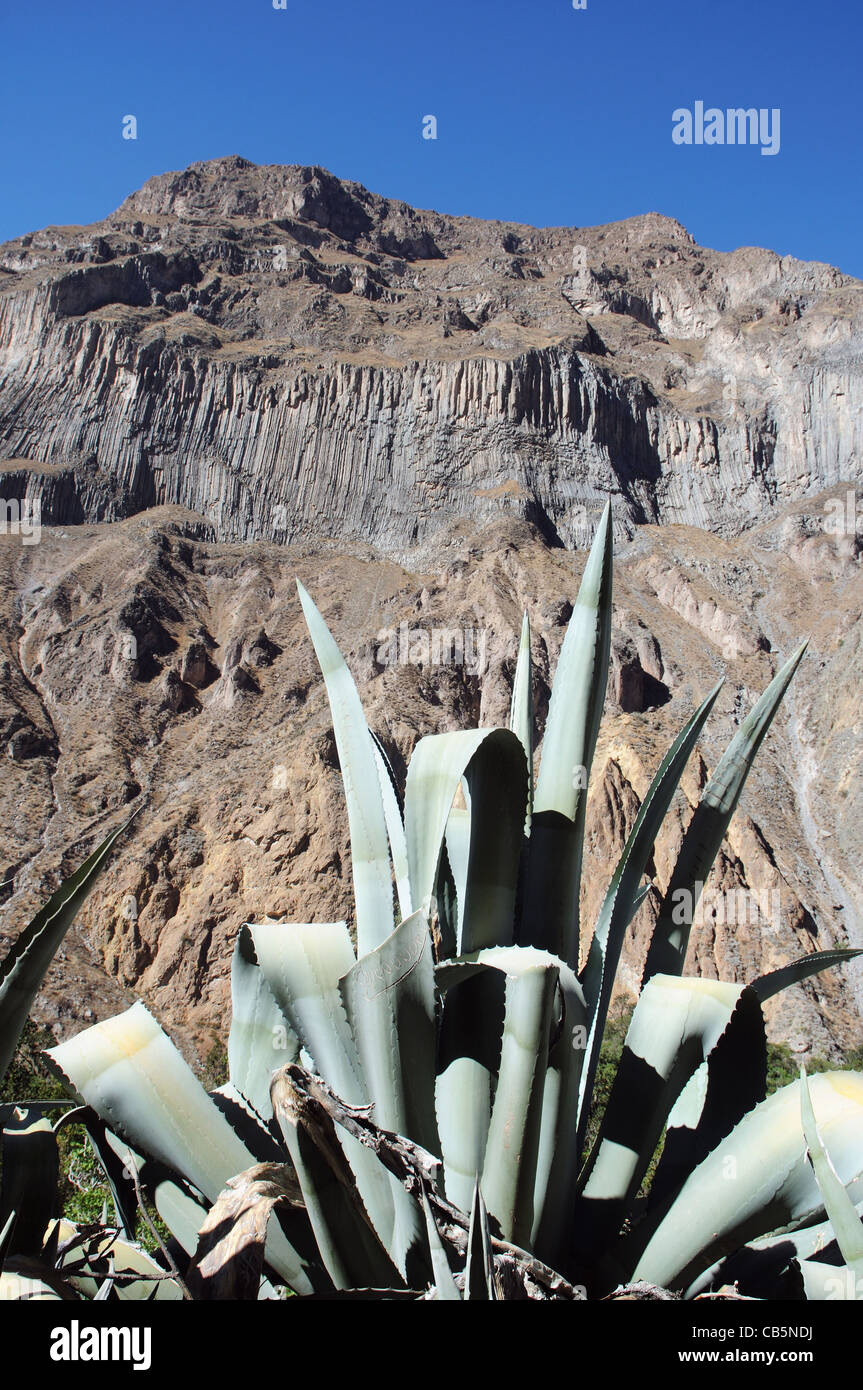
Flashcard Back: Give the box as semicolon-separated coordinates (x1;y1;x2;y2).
0;496;859;1068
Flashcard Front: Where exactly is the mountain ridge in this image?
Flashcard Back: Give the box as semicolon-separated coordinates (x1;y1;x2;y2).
0;156;860;554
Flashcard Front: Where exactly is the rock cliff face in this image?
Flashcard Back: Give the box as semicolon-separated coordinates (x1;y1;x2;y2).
0;159;861;1070
0;494;861;1064
0;156;860;553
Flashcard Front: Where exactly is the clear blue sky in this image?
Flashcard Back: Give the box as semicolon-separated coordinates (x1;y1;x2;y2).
1;0;860;276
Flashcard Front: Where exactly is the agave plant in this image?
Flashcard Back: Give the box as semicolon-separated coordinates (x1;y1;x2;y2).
15;504;863;1300
0;812;185;1300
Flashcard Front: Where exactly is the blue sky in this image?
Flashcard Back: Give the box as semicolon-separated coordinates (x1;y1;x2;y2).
1;0;860;276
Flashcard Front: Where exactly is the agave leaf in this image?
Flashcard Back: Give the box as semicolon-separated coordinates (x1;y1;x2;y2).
517;812;580;963
611;949;856;1236
642;644;806;985
0;1107;59;1258
250;919;423;1278
48;1004;254;1206
270;1069;402;1291
684;1216;842;1300
574;976;744;1273
341;909;439;1155
650;952;863;1225
534;500;613;823
644;990;764;1218
694;1191;863;1294
509;611;534;820
520;502;612;968
484;964;556;1248
465;1180;497;1300
210;1082;287;1162
581;683;723;1015
296;580;394;955
530;957;590;1266
647;952;863;1232
96;1130;216;1268
576;682;723;1153
800;1067;863;1273
531;1071;563;1245
433;949;508;1215
54;1220;183;1301
631;1071;863;1292
41;1213;61;1269
227;924;299;1122
752;948;863;1003
443;797;470;946
407;729;528;1215
153;1179;211;1257
796;1256;862;1301
434;953;506;1211
442;952;559;1245
436;946;583;1247
370;731;413;921
248;920;361;1103
47;1001;315;1294
434;1032;499;1217
420;1185;461;1300
0;1260;67;1301
405;727;528;948
0;810;138;1084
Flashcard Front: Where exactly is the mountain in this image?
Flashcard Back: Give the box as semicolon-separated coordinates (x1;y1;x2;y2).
0;159;861;1065
0;155;860;551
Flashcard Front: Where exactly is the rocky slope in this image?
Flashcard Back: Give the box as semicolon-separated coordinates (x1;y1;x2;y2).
0;156;861;553
0;492;860;1065
0;158;861;1069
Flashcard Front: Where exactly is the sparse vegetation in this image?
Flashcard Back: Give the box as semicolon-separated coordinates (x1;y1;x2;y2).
0;1020;104;1227
2;509;862;1302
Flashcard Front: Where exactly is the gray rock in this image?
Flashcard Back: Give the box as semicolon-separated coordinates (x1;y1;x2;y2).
0;158;858;556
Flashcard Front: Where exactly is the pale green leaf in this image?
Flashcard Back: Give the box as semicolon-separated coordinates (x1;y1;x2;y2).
297;581;393;955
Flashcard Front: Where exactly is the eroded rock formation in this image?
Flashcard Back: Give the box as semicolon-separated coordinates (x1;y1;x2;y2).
0;157;860;555
0;495;860;1063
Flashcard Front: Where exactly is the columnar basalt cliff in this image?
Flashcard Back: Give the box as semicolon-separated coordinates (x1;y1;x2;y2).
0;157;860;552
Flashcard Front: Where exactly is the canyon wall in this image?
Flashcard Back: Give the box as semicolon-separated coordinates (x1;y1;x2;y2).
0;157;860;554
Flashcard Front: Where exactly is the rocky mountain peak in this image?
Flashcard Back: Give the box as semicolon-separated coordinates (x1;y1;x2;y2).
0;156;860;552
114;157;377;240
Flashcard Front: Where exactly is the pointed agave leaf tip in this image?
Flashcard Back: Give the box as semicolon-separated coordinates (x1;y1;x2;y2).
509;610;534;815
522;500;614;967
642;643;808;990
0;809;140;1085
294;578;395;957
465;1177;497;1300
535;497;613;820
420;1184;461;1300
